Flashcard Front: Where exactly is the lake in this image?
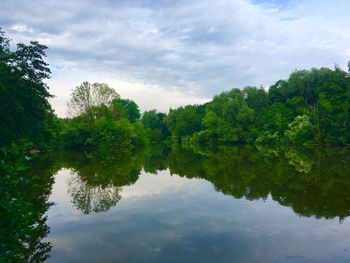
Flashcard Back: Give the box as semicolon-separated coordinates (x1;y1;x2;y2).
16;146;350;262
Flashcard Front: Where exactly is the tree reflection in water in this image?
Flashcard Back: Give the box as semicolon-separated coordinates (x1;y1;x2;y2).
3;145;350;261
0;150;57;262
61;146;170;214
56;145;350;221
166;146;350;221
68;172;122;214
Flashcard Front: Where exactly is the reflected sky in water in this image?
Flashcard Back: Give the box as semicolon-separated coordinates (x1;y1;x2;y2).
46;164;350;263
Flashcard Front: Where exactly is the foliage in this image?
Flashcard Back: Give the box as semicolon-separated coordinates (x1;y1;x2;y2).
63;82;148;153
201;88;254;143
165;104;206;144
163;67;350;147
68;81;119;119
112;98;141;123
141;110;169;143
285;115;315;145
0;28;57;149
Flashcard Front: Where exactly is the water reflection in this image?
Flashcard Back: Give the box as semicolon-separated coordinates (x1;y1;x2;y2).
41;146;350;220
56;150;146;214
0;153;58;262
166;146;350;220
67;173;122;214
5;145;350;262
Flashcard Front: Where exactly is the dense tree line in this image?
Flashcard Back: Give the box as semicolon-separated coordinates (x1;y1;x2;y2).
163;68;350;146
1;27;350;154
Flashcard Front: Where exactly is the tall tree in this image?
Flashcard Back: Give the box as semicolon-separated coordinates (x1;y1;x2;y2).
0;28;55;148
68;82;119;117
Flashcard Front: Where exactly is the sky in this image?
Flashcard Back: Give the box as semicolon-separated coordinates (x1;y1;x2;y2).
1;0;350;117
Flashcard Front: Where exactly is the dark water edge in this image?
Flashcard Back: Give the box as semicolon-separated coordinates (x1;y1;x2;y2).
2;145;350;262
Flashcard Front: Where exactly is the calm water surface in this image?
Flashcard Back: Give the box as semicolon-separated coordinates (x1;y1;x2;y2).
27;147;350;262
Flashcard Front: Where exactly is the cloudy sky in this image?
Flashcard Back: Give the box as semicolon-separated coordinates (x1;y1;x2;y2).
1;0;350;116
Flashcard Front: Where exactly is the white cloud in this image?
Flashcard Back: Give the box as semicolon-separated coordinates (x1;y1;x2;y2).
1;0;350;116
10;24;34;33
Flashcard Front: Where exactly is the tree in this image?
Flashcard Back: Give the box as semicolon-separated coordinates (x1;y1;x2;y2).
0;28;10;60
142;110;169;143
265;67;350;145
165;105;205;142
111;98;140;123
243;86;268;115
285;115;315;145
63;81;148;152
68;82;119;117
0;28;55;148
203;88;254;143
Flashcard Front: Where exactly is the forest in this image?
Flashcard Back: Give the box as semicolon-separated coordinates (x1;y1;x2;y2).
1;28;350;158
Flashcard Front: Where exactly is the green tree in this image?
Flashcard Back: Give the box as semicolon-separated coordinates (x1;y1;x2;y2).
165;105;205;143
203;89;254;143
141;110;169;143
285;115;315;145
0;28;55;149
68;82;119;118
63;82;148;152
111;98;140;122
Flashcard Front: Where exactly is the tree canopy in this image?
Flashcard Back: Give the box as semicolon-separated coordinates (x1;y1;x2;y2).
68;82;120;117
0;28;57;149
